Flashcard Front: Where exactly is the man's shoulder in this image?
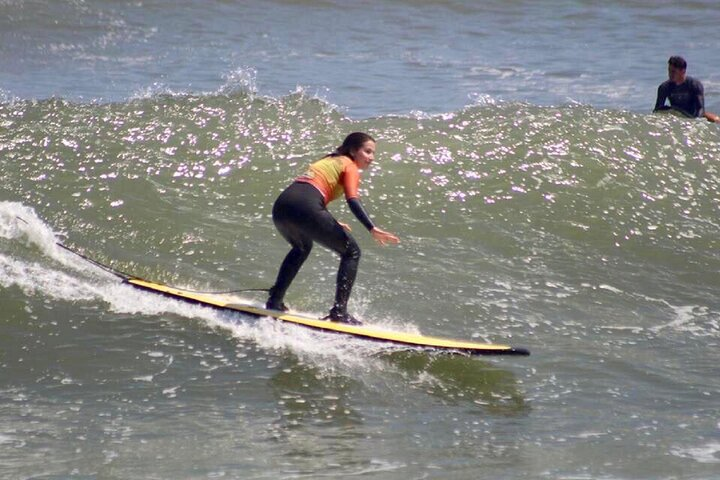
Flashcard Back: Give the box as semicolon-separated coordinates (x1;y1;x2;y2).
685;76;704;90
658;79;673;91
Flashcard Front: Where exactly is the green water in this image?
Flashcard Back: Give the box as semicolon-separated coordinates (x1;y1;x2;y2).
2;94;719;478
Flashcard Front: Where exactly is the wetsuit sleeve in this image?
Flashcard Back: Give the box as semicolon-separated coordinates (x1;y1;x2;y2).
654;83;668;111
347;198;375;231
694;79;705;117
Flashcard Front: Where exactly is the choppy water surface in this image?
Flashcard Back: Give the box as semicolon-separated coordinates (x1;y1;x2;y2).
2;1;720;478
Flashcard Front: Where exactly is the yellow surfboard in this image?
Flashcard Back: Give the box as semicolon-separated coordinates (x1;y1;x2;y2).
126;277;530;356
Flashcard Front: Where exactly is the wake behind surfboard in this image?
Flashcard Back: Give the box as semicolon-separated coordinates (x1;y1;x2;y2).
125;277;530;356
54;242;529;356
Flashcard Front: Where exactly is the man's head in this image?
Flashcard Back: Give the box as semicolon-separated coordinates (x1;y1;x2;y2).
668;56;687;84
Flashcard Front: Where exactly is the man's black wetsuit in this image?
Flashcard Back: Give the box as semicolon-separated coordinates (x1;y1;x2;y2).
654;76;705;118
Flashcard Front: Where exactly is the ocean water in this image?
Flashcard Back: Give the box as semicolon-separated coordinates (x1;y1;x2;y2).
2;1;720;479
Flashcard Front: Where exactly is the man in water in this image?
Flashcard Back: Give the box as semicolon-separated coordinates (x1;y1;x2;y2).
654;56;719;123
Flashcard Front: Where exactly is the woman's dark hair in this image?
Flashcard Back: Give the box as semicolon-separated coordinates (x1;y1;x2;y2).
330;132;375;159
668;56;687;70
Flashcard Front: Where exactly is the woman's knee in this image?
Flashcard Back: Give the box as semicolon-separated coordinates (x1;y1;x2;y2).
343;238;361;261
292;241;313;260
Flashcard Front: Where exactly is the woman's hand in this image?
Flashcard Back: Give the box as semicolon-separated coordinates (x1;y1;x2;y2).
370;227;400;246
339;222;352;232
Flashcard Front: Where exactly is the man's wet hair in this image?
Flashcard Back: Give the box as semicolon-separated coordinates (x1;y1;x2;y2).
668;56;687;70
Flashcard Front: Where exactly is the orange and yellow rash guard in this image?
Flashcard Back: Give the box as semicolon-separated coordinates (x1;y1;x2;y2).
296;155;360;205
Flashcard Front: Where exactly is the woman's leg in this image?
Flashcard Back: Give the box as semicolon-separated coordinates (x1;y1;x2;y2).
266;185;315;310
306;211;362;323
267;236;313;310
327;235;361;320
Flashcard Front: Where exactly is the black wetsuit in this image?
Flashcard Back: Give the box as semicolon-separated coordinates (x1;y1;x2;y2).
654;76;705;118
268;182;362;318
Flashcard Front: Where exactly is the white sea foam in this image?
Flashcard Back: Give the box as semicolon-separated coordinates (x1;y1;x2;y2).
0;201;403;371
0;202;60;257
671;442;720;464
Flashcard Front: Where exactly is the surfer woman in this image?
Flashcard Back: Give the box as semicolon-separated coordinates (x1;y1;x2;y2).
266;132;400;324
